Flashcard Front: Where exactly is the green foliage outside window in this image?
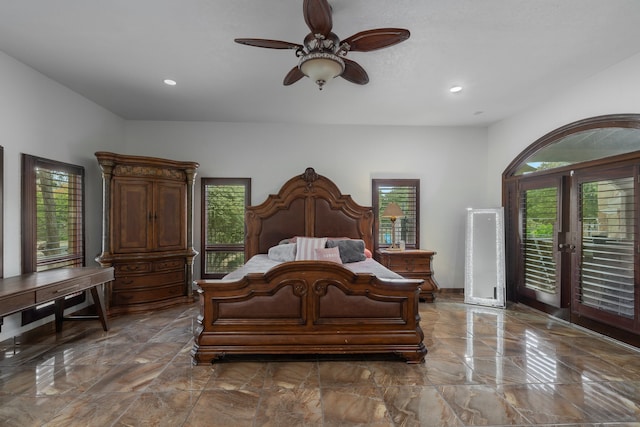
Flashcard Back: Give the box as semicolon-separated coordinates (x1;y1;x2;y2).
202;178;250;278
206;185;245;245
35;166;83;270
37;169;69;256
525;184;600;238
524;187;557;238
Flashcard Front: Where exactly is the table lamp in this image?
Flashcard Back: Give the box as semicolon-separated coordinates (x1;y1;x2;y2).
382;202;404;250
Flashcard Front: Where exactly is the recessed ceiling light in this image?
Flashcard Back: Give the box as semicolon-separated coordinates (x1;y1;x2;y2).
449;85;463;93
163;79;177;86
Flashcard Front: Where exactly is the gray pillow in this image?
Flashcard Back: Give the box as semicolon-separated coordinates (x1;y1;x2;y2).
268;243;297;262
326;239;366;263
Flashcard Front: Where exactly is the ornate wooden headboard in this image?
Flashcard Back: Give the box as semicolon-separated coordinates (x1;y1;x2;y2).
245;168;374;258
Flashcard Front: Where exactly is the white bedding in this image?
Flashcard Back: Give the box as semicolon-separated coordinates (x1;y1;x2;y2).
223;254;404;281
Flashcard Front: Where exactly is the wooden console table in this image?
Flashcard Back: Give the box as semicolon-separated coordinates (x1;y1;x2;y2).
0;267;114;332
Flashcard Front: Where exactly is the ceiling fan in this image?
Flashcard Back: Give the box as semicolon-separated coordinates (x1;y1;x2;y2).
235;0;410;90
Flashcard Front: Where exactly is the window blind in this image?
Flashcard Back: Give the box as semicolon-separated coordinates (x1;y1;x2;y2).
579;177;635;318
374;180;419;249
201;178;250;278
34;161;84;271
522;187;558;294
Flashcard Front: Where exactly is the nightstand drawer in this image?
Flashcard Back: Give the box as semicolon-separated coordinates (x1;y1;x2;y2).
387;256;430;272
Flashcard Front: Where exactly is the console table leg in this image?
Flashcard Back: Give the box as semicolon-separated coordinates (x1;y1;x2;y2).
54;298;65;332
90;286;109;331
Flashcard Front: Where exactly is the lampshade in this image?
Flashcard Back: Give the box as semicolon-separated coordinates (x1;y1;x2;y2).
299;52;345;90
382;202;404;219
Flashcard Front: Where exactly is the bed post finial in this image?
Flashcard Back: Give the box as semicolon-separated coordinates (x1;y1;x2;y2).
301;167;319;192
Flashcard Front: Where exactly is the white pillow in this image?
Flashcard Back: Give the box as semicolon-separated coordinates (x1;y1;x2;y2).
295;237;328;260
268;243;297;262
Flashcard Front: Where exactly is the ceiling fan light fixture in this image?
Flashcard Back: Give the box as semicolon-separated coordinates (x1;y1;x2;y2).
299;52;345;90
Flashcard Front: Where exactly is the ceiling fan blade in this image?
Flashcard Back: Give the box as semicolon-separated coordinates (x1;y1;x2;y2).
341;28;410;52
283;66;305;86
303;0;333;36
235;38;303;50
341;58;369;85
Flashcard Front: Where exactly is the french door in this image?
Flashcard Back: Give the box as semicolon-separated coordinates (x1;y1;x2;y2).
516;166;639;335
518;176;567;316
571;167;638;333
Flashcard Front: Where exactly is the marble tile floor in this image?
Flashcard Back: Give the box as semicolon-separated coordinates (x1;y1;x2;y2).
1;295;640;426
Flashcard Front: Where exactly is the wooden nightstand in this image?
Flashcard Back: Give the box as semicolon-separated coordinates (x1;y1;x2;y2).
376;249;439;302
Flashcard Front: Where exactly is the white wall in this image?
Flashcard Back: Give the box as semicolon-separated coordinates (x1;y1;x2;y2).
0;51;124;342
124;121;489;289
487;52;640;204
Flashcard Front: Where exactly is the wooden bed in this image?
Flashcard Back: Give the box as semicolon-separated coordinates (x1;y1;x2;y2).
191;168;426;364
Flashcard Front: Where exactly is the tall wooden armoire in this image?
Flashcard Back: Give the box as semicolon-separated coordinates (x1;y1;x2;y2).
95;152;199;315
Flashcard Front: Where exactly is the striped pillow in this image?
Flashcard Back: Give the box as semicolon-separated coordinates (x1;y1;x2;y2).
295;237;328;260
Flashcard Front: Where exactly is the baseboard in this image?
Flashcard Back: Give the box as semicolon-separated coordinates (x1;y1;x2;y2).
437;288;464;294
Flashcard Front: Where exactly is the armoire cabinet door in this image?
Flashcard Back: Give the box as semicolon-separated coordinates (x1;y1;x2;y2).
112;179;153;253
154;181;186;251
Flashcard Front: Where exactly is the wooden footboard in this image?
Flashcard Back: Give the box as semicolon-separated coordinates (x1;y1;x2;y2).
191;261;426;364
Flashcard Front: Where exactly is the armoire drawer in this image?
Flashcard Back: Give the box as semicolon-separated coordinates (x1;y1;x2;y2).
154;259;184;272
112;270;185;290
114;262;152;275
111;283;185;305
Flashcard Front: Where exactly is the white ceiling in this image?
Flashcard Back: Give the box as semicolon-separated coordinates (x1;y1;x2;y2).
1;0;639;127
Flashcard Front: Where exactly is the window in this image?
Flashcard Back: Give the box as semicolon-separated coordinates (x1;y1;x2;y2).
372;179;420;250
201;178;251;279
21;154;86;324
21;155;85;272
513;127;640;175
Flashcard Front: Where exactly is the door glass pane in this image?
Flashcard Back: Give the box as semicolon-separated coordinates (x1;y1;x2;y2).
522;187;558;294
579;177;635;318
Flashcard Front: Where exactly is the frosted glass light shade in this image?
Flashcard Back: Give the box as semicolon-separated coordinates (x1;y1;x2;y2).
299;52;345;89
